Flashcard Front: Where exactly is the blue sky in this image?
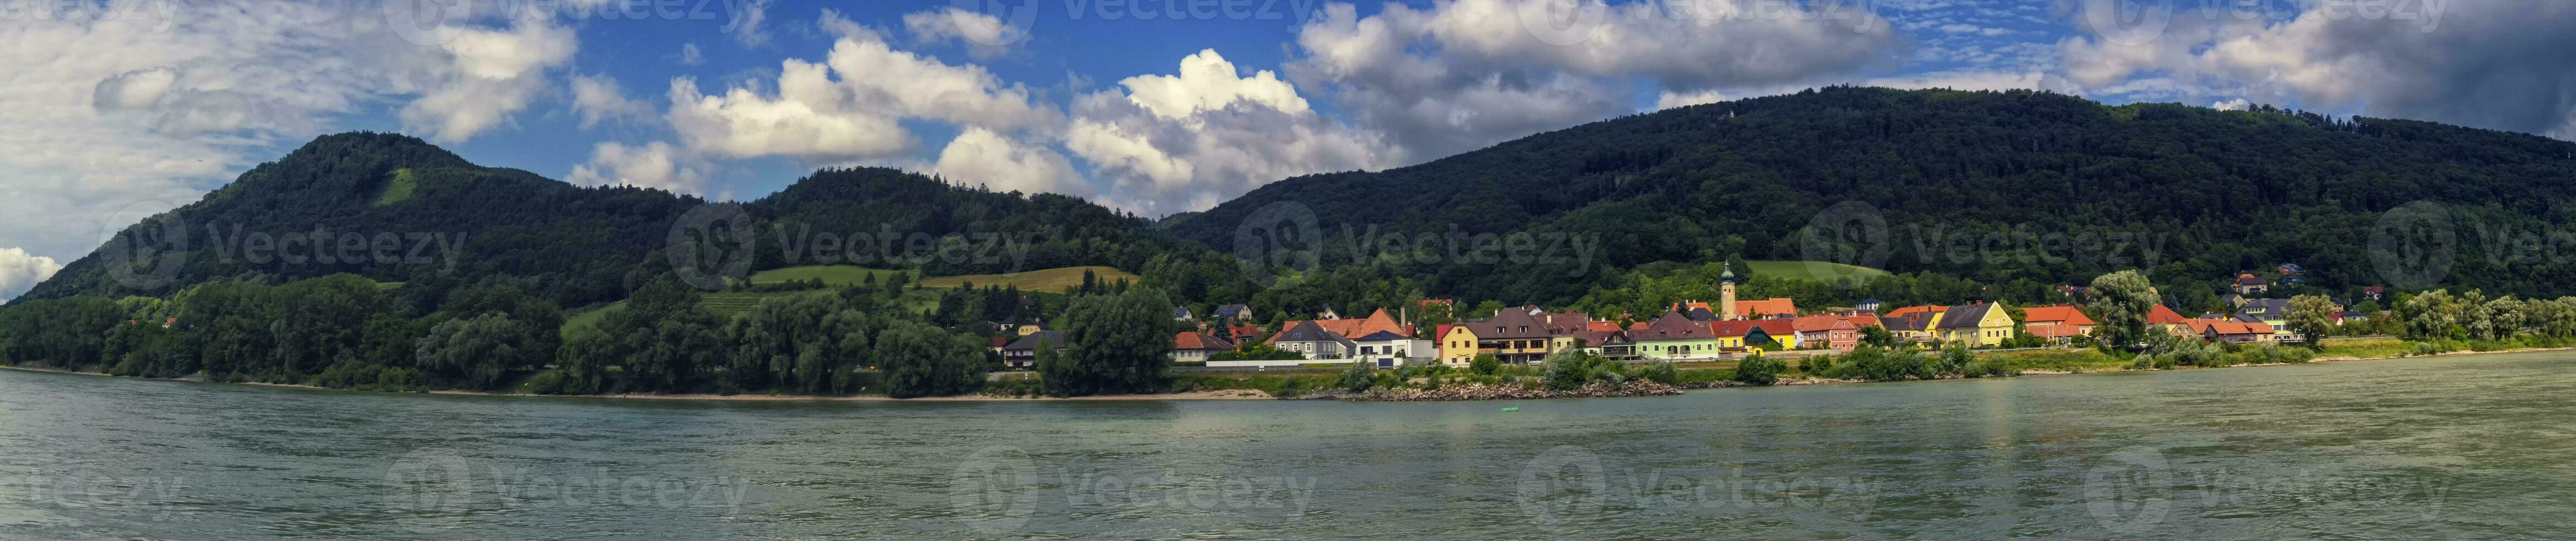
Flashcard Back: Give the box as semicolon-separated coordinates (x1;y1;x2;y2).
1;0;2570;300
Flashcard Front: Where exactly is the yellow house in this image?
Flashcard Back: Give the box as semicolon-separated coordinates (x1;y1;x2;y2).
1932;303;2015;347
1437;324;1481;367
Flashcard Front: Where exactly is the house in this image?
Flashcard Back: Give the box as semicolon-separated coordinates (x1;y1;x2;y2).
2147;304;2195;339
1566;328;1634;360
1855;298;1884;313
2219;293;2246;307
1211;304;1254;323
1468;309;1558;364
1172;306;1196;322
1629;310;1722;361
2236;298;2327;343
2277;263;2306;275
2026;324;2088;343
1170;332;1236;364
1271;309;1414;348
2189;319;2278;344
987;336;1010;356
1537;311;1597;354
1014;317;1047;337
1270;321;1355;360
1730;298;1799;320
1934;303;2015;347
1881;305;1948;342
1437;323;1479;367
1225;324;1263;344
1000;331;1064;369
1791;315;1862;352
1351;330;1433;368
1709;320;1758;351
1316;307;1344;320
2232;272;2270;295
2020;305;2097;339
2056;285;2090;298
2363;287;2385;301
1746;319;1797;350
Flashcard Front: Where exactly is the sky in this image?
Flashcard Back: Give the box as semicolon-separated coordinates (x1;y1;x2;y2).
2;0;2570;301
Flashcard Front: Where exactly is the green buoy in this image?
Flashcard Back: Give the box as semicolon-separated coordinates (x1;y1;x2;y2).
1500;406;1520;412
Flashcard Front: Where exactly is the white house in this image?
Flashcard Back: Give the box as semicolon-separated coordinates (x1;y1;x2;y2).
1350;330;1433;368
1169;332;1236;364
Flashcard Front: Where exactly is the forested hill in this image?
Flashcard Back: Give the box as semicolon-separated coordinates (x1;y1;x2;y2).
22;132;1189;310
1166;86;2576;304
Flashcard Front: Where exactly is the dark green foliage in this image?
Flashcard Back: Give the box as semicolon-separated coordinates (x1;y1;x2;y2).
1340;362;1376;393
1468;354;1502;375
1638;362;1680;385
873;321;987;399
1171;87;2576;306
1734;353;1783;386
1040;287;1177;396
414;312;540;391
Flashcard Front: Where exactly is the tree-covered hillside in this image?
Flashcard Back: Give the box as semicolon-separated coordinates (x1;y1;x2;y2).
1168;86;2576;305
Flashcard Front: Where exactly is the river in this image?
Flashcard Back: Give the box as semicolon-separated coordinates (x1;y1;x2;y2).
3;351;2571;539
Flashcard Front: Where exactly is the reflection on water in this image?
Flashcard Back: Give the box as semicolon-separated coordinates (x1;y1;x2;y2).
3;351;2570;539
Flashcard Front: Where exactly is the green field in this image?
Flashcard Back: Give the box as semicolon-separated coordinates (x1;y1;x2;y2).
747;266;914;286
754;265;1141;293
373;168;419;206
559;301;625;338
1745;260;1892;282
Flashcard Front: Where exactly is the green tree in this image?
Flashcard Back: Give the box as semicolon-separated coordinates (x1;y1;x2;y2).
414;312;539;391
1042;287;1176;396
1733;352;1783;386
1340;362;1376;393
1468;354;1501;375
2089;270;2158;351
1858;325;1898;348
874;321;985;398
2286;294;2339;349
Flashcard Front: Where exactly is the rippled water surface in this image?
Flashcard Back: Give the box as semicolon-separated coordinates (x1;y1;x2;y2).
6;352;2576;539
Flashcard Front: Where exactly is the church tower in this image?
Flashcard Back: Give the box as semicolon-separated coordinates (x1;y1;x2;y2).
1719;261;1739;321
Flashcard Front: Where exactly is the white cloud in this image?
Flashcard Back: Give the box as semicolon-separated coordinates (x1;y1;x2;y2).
398;14;580;142
728;0;772;45
0;1;584;270
680;43;704;65
934;128;1089;197
566;141;713;195
1068;50;1389;215
1288;0;1904;162
904;7;1029;59
1865;69;2077;93
1653;89;1729;110
2059;1;2576;139
0;247;62;304
664;10;1058;161
570;73;650;129
2211;98;2252;112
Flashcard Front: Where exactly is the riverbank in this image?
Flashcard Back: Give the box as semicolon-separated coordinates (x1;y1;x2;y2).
9;340;2572;402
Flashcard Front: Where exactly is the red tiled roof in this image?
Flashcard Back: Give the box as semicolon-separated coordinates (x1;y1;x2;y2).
1174;332;1236;351
1885;305;1946;319
2147;304;2191;325
2022;305;2097;326
1746;319;1794;336
1588;320;1623;332
1708;320;1759;337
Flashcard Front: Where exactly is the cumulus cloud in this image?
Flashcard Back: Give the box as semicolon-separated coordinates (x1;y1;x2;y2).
1653;89;1729;110
0;248;62;304
680;42;704;65
566;141;713;195
1068;50;1389;215
0;1;584;270
569;73;650;129
728;0;772;45
904;7;1029;59
665;10;1059;161
2059;1;2576;138
934;128;1089;197
1287;0;1904;162
398;14;580;142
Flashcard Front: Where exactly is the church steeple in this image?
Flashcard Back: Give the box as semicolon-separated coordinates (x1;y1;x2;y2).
1719;261;1739;320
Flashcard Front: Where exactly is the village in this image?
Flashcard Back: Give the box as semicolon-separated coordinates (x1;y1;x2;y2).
990;263;2387;370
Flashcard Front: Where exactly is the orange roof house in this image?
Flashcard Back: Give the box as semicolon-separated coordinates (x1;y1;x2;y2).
1731;298;1798;319
1272;308;1413;344
2021;305;2097;327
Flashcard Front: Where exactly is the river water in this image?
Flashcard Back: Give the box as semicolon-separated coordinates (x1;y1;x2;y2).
3;351;2572;540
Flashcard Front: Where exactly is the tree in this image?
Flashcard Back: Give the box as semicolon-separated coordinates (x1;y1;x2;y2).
1468;354;1502;375
414;312;541;391
874;321;985;398
2285;295;2339;349
2399;290;2457;340
1858;325;1898;348
2535;298;2576;338
2089;270;2158;351
1340;362;1376;393
1734;352;1783;386
2459;290;2494;340
1042;287;1176;396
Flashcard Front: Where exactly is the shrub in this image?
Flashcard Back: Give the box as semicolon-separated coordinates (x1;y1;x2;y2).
1638;362;1680;385
1340;362;1376;393
1469;354;1502;375
1734;352;1783;386
1803;354;1832;375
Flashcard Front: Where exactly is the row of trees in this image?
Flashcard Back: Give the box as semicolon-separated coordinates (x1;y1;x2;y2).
2394;290;2576;342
